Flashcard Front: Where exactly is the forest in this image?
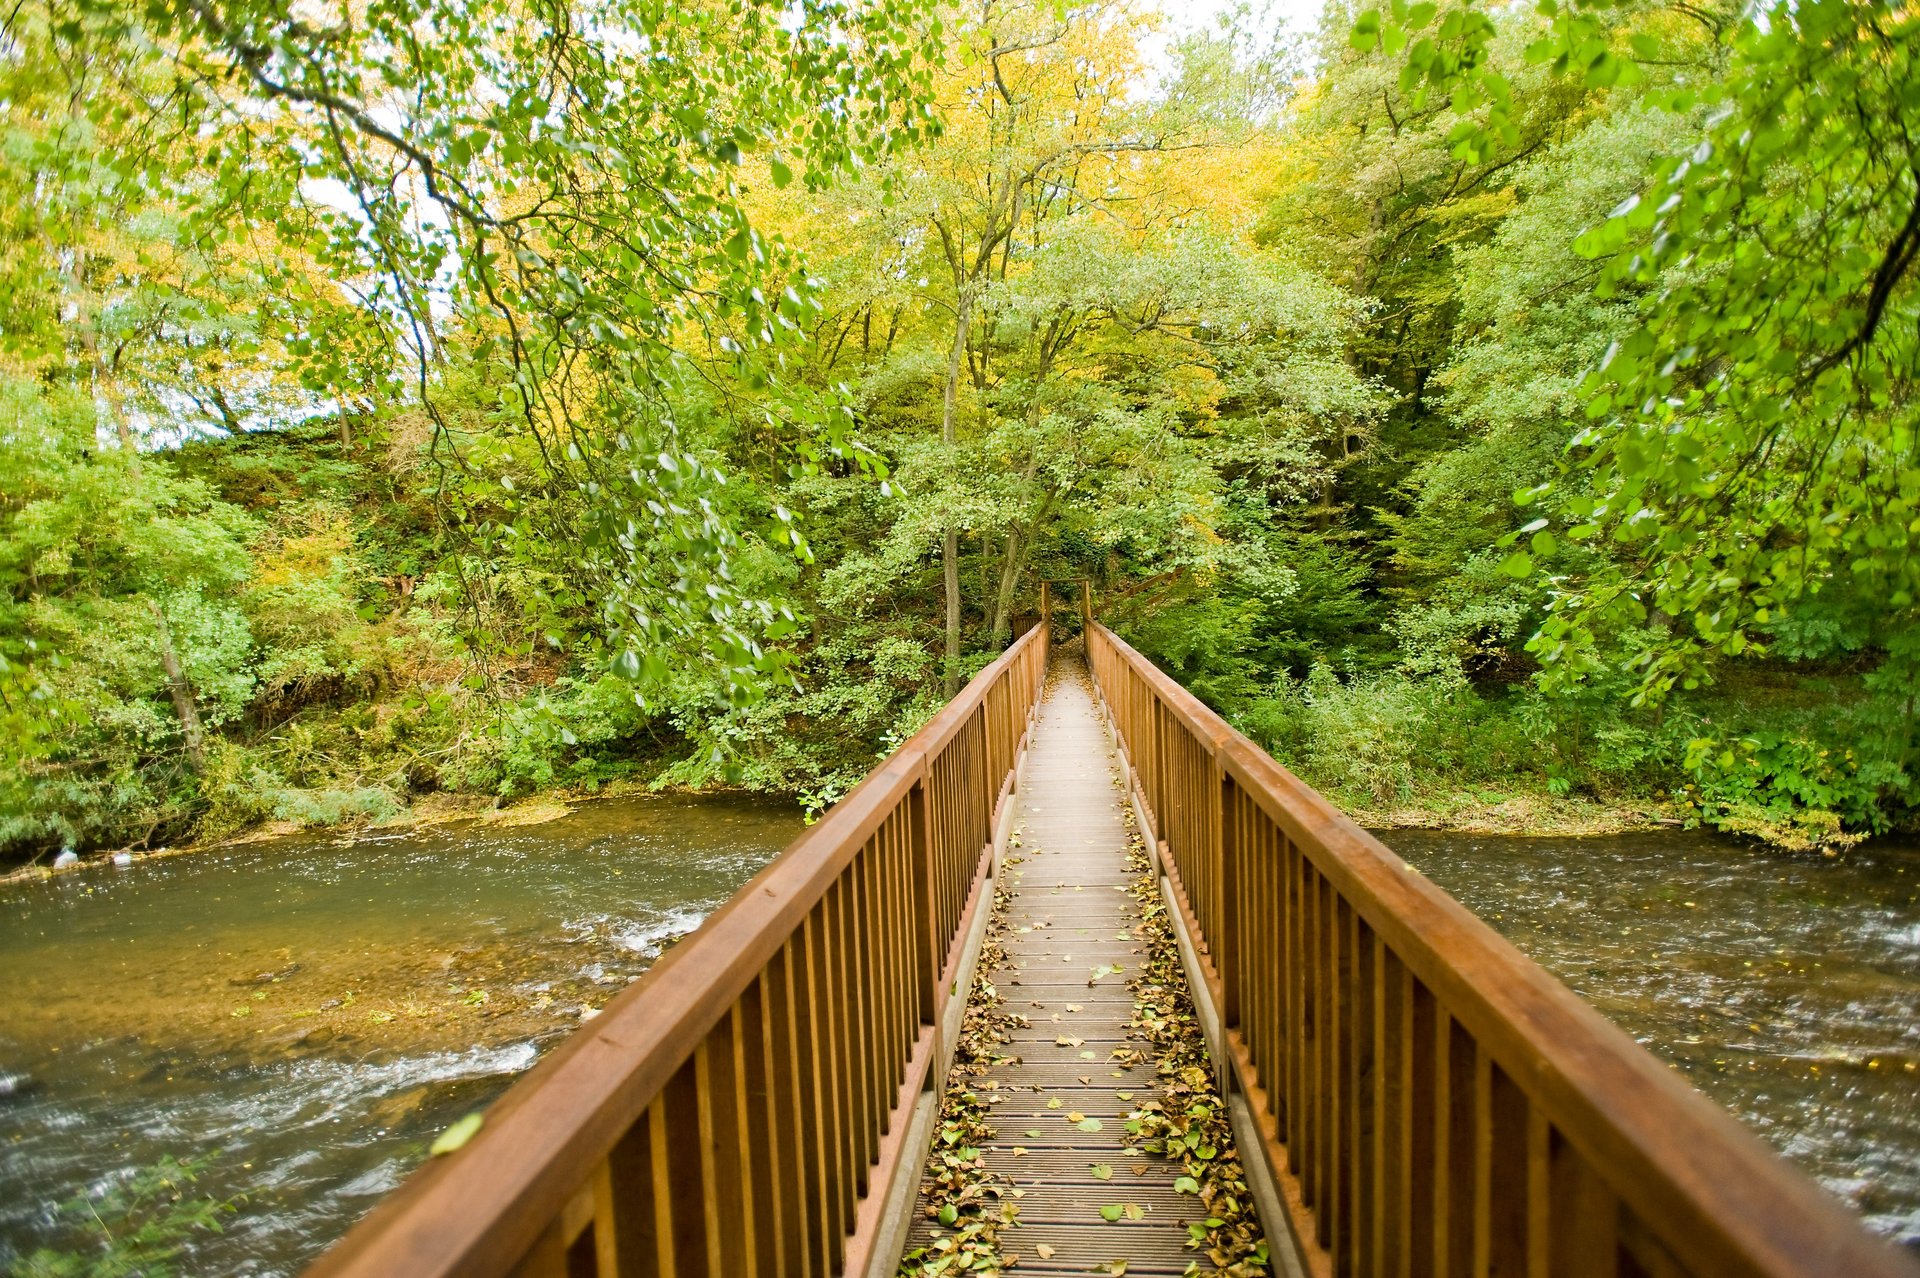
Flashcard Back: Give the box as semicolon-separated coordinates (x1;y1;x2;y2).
2;0;1916;862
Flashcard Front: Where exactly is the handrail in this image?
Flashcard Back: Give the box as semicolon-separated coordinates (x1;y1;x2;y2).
1083;620;1918;1278
306;621;1050;1278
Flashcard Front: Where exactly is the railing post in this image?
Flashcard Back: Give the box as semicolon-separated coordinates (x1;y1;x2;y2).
1219;769;1241;1032
908;764;938;1029
1040;580;1051;628
1080;577;1093;626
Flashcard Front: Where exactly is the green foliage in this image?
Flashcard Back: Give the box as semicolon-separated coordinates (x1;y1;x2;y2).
15;1156;233;1278
4;0;1915;856
0;381;257;850
1526;0;1920;706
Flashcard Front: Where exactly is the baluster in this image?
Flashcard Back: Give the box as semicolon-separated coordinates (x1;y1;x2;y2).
1407;980;1439;1276
1329;891;1351;1260
700;1012;756;1274
670;1054;719;1276
1548;1132;1617;1277
1285;836;1306;1173
796;915;842;1273
1432;1012;1480;1277
818;887;858;1237
766;946;817;1277
1218;774;1242;1033
1351;912;1377;1275
1486;1064;1534;1278
1374;948;1413;1278
737;973;787;1278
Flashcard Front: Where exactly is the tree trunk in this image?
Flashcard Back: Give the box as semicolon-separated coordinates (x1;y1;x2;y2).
988;531;1024;645
940;291;975;698
148;600;206;773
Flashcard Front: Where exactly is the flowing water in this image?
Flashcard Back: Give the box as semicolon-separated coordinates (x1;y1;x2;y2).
0;796;802;1276
3;811;1916;1274
1386;829;1920;1248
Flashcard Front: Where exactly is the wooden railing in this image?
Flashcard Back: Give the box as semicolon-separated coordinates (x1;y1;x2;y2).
306;620;1049;1278
1084;621;1917;1278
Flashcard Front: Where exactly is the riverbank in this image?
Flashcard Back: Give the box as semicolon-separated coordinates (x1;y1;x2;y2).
9;768;1852;893
1348;787;1684;838
0;780;792;888
1319;775;1865;853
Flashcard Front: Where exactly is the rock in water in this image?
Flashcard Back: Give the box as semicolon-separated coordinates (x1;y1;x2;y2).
0;1072;37;1100
229;962;303;987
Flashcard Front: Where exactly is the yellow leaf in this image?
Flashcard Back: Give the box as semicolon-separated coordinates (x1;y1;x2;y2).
430;1112;484;1156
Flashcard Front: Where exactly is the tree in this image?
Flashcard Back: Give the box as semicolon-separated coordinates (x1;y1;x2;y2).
869;0;1196;691
1353;0;1920;707
14;0;941;707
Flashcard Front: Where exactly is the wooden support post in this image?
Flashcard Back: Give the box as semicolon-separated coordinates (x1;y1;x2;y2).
908;771;938;1028
1080;578;1093;626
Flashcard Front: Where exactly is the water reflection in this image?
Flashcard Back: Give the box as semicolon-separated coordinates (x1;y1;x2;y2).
0;795;801;1276
1386;829;1920;1247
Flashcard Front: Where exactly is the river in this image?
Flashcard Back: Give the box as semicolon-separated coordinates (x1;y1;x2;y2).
0;796;803;1276
0;815;1914;1273
1392;828;1920;1248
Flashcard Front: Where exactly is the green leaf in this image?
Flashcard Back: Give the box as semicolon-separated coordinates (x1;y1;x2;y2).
430;1113;485;1156
1351;9;1381;50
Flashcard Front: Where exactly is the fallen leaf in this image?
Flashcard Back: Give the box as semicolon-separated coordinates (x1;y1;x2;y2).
430;1112;484;1156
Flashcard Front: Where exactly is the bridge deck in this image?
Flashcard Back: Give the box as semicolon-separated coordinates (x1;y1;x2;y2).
906;653;1221;1274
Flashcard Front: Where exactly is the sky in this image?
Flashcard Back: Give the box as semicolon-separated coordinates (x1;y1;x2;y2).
1159;0;1328;41
1138;0;1334;92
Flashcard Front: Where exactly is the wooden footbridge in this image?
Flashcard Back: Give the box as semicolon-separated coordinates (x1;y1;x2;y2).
308;590;1919;1278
